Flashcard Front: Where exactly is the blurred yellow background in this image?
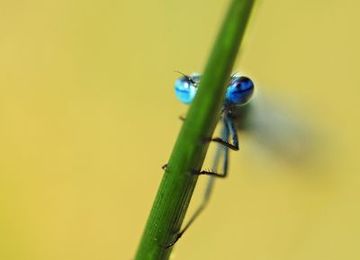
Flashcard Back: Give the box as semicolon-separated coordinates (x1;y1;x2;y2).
1;0;359;259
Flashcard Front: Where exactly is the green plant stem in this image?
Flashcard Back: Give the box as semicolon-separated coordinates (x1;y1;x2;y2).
135;1;255;259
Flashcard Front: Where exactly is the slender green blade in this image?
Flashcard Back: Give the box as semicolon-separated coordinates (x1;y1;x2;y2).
135;1;255;259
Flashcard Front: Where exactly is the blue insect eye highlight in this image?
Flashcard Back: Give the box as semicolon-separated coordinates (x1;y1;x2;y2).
225;76;254;105
174;74;200;104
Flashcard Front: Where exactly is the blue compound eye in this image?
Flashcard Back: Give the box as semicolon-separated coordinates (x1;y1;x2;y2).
174;74;200;104
225;75;254;105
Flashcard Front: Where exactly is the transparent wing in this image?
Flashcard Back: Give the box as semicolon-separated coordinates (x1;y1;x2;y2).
232;91;322;167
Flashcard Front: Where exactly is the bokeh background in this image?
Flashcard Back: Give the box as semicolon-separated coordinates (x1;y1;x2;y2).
1;0;359;259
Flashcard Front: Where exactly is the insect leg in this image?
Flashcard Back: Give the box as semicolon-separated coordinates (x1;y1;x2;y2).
210;116;239;151
165;122;231;247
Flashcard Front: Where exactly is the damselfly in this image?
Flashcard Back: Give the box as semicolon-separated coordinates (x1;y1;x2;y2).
166;72;255;247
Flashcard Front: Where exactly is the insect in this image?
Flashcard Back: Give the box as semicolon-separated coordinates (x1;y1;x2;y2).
166;72;255;247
